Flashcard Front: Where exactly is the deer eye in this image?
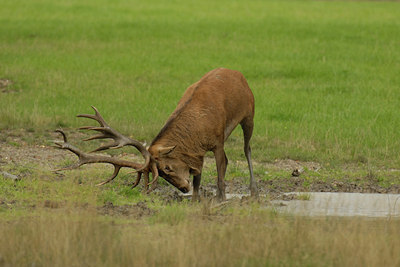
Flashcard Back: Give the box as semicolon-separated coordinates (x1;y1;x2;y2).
164;165;172;172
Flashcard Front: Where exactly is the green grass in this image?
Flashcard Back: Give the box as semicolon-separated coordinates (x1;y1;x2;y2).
1;0;400;167
1;2;400;265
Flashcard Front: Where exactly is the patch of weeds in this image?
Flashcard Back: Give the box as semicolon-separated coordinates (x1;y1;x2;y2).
4;164;35;178
253;166;269;177
98;190;119;205
0;177;46;205
226;161;248;180
149;203;188;225
156;178;170;187
297;193;311;201
265;207;279;217
96;183;146;206
0;134;7;142
55;121;69;128
0;206;7;213
58;158;77;169
373;174;392;189
18;165;35;176
74;176;83;184
199;199;215;217
302;180;311;189
222;200;262;217
118;185;142;200
366;168;377;180
260;170;289;181
201;169;217;184
7;141;21;147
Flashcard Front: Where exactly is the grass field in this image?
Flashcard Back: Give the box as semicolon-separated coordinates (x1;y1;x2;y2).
1;0;399;166
1;0;400;266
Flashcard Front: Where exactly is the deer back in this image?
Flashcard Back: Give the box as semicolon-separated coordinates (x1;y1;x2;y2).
151;68;255;153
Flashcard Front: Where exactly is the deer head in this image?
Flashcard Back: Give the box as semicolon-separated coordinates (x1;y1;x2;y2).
148;144;191;193
54;106;190;193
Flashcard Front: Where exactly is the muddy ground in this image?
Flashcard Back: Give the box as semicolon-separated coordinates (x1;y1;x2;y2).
1;129;400;216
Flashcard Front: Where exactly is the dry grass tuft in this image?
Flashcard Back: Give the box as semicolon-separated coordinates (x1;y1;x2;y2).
0;206;399;267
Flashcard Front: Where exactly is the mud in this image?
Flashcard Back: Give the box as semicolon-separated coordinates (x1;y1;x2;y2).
98;201;154;217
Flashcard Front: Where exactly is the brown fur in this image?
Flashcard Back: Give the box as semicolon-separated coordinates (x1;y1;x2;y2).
149;68;257;200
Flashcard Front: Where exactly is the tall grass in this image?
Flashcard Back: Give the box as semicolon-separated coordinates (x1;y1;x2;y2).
1;0;400;165
0;207;399;266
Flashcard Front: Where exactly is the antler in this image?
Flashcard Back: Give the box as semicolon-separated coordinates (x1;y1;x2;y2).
131;162;159;194
54;106;155;189
77;106;151;167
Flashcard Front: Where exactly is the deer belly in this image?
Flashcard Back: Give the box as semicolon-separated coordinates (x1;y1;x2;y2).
224;121;238;141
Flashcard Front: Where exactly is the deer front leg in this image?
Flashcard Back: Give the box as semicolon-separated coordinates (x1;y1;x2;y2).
192;174;202;202
214;146;227;201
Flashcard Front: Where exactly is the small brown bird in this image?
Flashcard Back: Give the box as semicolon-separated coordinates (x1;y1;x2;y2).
292;168;302;177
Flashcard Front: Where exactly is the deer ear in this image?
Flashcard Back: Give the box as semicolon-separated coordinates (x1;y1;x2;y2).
158;145;176;156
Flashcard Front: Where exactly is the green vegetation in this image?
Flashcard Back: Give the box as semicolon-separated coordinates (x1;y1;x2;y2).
1;0;400;265
1;0;399;166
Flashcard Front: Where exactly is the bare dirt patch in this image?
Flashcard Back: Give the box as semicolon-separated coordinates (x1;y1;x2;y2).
0;79;18;93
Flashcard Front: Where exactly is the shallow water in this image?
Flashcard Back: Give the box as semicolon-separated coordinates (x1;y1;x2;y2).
182;192;400;218
269;192;400;218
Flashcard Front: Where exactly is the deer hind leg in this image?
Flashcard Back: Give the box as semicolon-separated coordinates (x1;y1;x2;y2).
214;145;228;201
241;117;258;198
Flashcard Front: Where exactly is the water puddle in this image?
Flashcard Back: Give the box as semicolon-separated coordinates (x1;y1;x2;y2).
181;192;400;218
269;192;400;218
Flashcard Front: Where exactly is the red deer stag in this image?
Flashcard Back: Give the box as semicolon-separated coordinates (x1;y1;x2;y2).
54;68;257;201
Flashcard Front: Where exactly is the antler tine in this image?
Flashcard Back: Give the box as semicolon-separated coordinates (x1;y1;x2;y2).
96;166;122;186
53;160;82;172
82;134;110;142
90;142;119;153
131;171;143;189
53;130;90;171
77;106;109;127
55;129;68;143
54;130;85;157
146;162;159;193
